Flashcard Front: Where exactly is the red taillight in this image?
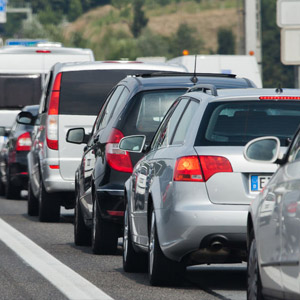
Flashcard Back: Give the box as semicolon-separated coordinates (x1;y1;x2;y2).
287;202;297;214
49;165;59;169
174;155;233;182
260;96;300;100
36;50;51;53
107;210;124;216
174;156;203;182
16;132;32;151
105;128;133;173
46;73;62;150
199;156;233;181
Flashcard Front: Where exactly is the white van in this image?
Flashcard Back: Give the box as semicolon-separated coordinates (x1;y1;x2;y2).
0;45;94;108
167;54;262;88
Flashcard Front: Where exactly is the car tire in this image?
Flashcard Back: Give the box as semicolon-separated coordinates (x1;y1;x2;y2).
38;177;60;222
247;231;264;300
148;207;185;286
5;167;20;199
91;197;119;255
74;189;91;246
123;202;147;272
27;180;39;216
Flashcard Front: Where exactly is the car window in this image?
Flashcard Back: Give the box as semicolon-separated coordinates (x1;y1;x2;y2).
0;74;42;109
171;99;199;145
98;86;124;130
195;101;300;146
287;131;300;163
152;98;189;150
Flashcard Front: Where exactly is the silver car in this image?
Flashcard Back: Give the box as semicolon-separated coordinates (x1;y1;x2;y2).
25;61;187;222
245;131;300;300
120;87;300;286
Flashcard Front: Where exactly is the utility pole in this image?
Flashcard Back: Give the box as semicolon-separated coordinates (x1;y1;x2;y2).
244;0;262;77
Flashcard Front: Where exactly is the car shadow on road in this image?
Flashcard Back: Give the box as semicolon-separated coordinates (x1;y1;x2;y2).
118;263;246;293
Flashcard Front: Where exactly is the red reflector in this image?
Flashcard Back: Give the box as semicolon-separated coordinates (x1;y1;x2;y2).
49;165;59;169
20;172;28;175
199;156;233;181
260;96;300;100
36;50;51;53
16;132;32;151
174;156;203;182
106;128;133;173
107;210;124;216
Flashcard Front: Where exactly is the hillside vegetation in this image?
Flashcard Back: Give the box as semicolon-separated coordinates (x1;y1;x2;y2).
63;0;241;60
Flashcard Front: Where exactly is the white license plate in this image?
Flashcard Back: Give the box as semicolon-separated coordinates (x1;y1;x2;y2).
250;175;272;192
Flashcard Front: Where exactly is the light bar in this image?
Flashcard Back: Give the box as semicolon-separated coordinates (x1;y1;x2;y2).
260;96;300;100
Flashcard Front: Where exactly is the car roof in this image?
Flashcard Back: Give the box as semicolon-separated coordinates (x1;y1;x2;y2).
118;72;255;90
0;46;93;55
52;61;187;73
186;88;300;103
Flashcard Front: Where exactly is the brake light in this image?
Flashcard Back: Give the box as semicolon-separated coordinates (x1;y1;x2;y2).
174;156;203;182
174;155;232;182
199;156;233;181
260;96;300;100
36;50;51;53
105;128;133;173
16;132;32;151
46;73;62;150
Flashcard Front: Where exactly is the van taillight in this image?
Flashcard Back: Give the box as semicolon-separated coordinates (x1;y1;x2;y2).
174;155;232;182
46;73;62;150
105;128;133;173
16;132;32;151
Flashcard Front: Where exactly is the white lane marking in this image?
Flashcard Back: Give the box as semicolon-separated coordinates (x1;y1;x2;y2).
0;218;113;300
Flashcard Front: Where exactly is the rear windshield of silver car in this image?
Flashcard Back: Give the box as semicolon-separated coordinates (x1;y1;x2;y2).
59;70;167;115
195;101;300;146
0;74;41;108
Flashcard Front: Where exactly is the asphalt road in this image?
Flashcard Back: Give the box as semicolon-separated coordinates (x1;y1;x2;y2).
0;196;247;300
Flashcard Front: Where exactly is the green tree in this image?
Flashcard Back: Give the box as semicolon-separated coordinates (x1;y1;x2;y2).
68;0;83;22
131;0;148;38
261;0;294;87
217;28;235;54
38;5;63;25
169;23;204;57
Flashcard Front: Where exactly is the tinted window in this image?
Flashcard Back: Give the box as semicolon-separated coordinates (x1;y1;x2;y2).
59;69;163;115
98;86;124;130
195;101;300;146
172;100;199;145
120;89;186;141
0;74;41;108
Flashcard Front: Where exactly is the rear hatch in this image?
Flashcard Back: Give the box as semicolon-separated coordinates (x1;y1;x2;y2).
194;100;300;205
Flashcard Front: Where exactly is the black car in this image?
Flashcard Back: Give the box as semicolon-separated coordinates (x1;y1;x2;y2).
0;105;39;199
66;72;256;254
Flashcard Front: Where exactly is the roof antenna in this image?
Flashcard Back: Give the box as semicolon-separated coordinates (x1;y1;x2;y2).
275;83;283;94
190;54;198;84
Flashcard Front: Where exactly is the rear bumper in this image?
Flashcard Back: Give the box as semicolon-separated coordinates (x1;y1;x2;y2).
156;203;248;263
42;166;75;193
96;186;125;225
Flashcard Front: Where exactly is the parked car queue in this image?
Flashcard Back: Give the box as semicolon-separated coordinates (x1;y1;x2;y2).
5;58;300;297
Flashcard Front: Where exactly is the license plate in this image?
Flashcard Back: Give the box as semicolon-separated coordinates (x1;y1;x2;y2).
250;175;272;192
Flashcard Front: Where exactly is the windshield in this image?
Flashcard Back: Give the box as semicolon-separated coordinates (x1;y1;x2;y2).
195;101;300;146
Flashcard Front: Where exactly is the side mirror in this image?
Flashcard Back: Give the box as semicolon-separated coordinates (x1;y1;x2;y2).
16;111;35;125
244;136;281;163
119;135;146;153
66;128;89;144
